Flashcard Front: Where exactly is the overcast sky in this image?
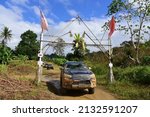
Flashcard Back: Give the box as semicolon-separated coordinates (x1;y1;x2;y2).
0;0;132;54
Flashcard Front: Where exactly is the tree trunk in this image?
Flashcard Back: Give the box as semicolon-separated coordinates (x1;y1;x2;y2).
135;47;140;64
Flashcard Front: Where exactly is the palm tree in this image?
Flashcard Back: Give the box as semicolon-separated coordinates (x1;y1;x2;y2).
0;26;12;47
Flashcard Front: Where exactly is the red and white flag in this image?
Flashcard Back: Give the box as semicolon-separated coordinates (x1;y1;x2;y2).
40;10;48;32
108;16;115;38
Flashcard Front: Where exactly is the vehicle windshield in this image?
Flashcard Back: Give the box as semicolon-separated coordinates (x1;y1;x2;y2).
66;63;86;70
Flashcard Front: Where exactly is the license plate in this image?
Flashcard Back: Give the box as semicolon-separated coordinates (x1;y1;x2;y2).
72;84;79;88
79;83;90;87
72;83;90;88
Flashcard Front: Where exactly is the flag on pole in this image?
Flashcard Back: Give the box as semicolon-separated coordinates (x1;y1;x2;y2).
108;16;115;38
40;10;48;32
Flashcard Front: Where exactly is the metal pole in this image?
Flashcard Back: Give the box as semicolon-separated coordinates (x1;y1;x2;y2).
37;32;44;84
108;37;114;83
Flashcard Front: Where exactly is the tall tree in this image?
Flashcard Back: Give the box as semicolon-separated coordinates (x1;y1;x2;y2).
52;38;66;56
15;30;40;60
108;0;150;64
0;26;12;47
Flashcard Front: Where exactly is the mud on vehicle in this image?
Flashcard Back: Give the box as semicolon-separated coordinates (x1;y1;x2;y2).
60;61;96;94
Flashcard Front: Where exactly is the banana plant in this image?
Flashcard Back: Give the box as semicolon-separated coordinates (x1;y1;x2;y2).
72;33;87;60
73;33;86;51
74;33;80;48
0;46;12;64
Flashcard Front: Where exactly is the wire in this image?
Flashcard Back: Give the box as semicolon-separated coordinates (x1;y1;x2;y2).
42;16;109;58
51;18;76;39
100;29;107;42
42;18;77;52
84;32;108;58
78;16;108;56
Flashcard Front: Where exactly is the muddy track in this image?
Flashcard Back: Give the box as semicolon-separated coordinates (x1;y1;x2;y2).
42;73;117;100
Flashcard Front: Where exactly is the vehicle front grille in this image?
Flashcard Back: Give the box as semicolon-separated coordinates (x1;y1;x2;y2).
79;80;91;84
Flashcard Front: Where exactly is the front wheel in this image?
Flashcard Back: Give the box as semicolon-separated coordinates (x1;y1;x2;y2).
89;88;95;94
60;88;66;95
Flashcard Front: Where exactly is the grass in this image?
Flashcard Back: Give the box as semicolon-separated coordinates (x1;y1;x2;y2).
94;65;150;100
0;64;8;74
105;81;150;100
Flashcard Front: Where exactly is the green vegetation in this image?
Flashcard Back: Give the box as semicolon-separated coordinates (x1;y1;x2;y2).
0;64;8;74
86;61;150;99
52;58;67;65
142;56;150;65
0;26;13;64
45;54;68;65
107;0;150;64
85;47;150;99
15;30;39;60
0;46;12;64
70;33;88;61
0;0;150;100
114;66;150;85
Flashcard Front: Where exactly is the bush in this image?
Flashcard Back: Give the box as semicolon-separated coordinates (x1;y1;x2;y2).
66;53;80;61
92;65;108;75
43;55;50;62
142;56;150;65
13;55;28;61
114;66;150;85
0;46;12;64
52;58;67;65
135;67;150;85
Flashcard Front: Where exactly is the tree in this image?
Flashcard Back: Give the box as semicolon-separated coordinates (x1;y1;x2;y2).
72;33;88;60
0;26;12;47
108;0;150;64
52;38;66;56
15;30;40;60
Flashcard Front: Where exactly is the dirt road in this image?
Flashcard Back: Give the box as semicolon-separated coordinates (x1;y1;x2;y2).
42;70;117;100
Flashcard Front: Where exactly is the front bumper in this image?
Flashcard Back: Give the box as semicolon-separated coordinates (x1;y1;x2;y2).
62;78;96;89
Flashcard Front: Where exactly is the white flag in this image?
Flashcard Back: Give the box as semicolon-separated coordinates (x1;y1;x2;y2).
40;10;48;31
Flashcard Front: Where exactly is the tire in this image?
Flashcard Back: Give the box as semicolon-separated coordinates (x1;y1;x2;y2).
89;88;95;94
60;77;62;87
60;88;66;95
60;76;66;95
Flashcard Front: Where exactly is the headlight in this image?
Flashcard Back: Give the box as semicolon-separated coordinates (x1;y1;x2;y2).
64;74;72;79
90;74;96;79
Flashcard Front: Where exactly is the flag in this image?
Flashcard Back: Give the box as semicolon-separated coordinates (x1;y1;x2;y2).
108;16;115;38
40;10;48;32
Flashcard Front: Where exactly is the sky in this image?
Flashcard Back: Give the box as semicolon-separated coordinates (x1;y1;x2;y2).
0;0;130;54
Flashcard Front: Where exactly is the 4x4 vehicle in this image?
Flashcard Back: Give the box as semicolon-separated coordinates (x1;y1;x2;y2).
60;61;96;94
43;63;54;70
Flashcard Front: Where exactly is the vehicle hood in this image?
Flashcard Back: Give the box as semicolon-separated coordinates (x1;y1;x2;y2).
64;69;93;80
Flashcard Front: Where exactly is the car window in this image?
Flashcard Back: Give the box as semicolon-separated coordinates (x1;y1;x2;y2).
66;63;86;69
